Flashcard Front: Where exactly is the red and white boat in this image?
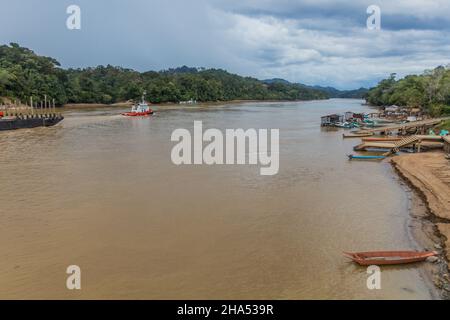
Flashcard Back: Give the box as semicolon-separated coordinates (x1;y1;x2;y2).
122;92;154;117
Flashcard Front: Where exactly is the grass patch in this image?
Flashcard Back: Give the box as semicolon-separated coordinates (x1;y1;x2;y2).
436;119;450;131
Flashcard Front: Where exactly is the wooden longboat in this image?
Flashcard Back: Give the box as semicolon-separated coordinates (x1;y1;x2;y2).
343;251;437;266
347;154;386;160
343;132;374;138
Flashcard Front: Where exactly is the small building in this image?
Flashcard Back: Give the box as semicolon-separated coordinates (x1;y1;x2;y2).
410;108;421;115
321;114;344;126
385;105;400;113
345;111;354;121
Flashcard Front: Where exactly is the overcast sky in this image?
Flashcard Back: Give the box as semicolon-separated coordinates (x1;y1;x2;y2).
1;0;450;89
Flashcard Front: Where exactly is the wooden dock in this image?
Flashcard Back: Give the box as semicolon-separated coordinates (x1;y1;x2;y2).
358;118;449;135
354;134;448;156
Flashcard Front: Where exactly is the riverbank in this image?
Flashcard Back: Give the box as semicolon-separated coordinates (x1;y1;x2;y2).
62;98;328;110
392;152;450;298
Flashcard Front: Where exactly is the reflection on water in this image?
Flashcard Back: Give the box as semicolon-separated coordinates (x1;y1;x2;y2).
0;99;433;299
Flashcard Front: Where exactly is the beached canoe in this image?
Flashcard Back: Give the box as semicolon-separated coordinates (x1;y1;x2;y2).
348;155;386;160
343;251;437;266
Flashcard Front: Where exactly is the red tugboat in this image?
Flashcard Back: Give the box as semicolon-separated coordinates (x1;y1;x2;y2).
122;91;154;116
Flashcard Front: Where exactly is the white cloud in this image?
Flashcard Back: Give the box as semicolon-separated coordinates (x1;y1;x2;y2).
212;4;450;88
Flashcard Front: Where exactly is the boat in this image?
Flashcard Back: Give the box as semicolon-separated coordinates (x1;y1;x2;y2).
343;132;374;138
343;250;437;266
362;137;402;142
122;91;154;117
334;121;360;129
0;113;64;131
348;154;386;160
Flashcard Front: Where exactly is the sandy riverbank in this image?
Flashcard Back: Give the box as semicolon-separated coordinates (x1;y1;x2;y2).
392;152;450;298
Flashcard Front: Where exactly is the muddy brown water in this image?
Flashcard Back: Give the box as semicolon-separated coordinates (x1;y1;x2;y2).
0;99;435;299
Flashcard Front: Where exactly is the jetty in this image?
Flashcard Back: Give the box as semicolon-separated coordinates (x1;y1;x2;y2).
357;118;448;135
354;134;448;156
0;96;64;131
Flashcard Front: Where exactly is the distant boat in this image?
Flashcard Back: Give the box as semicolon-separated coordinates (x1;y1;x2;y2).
343;251;437;266
348;154;385;160
122;91;154;117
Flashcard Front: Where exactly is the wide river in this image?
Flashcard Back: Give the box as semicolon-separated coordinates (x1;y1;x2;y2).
0;99;435;299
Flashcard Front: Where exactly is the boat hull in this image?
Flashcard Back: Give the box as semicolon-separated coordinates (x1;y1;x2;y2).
122;110;153;116
0;115;64;131
348;155;386;160
343;251;437;266
343;133;373;138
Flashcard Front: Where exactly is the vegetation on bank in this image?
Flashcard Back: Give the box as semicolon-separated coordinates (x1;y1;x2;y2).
0;43;328;105
436;119;450;130
366;66;450;117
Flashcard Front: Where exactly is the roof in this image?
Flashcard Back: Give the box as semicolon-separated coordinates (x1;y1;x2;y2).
321;114;342;118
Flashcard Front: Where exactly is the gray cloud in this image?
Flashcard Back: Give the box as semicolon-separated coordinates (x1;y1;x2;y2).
0;0;449;89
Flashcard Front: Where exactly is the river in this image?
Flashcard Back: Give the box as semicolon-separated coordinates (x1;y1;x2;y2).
0;99;434;299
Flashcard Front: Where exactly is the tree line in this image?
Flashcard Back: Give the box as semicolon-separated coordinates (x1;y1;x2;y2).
0;43;328;106
366;66;450;116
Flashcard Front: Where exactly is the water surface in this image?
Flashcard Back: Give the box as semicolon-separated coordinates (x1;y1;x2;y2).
0;99;433;299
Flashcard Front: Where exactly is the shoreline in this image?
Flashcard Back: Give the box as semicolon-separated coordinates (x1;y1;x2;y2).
61;98;334;109
391;152;450;299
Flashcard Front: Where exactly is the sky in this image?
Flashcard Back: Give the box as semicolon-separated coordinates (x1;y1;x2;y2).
1;0;450;89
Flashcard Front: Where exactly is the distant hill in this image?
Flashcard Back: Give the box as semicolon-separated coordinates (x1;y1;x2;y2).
310;85;369;99
263;79;368;99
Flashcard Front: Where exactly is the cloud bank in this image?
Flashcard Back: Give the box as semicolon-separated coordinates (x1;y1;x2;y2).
0;0;449;89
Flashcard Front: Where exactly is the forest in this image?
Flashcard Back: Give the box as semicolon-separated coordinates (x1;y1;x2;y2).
366;66;450;116
0;43;328;105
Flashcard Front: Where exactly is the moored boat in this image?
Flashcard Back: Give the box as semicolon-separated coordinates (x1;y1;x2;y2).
343;132;373;138
334;121;359;129
348;154;386;160
343;250;437;266
0;113;64;131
